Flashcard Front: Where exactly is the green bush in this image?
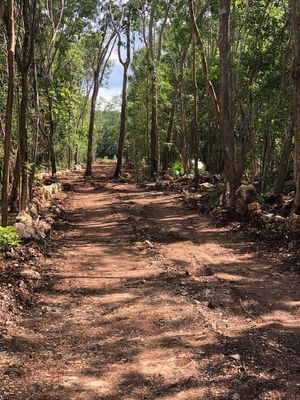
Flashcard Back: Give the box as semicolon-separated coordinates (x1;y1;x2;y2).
0;226;21;250
171;161;184;177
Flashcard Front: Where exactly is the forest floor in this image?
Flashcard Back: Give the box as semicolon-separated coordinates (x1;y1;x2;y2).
1;162;300;400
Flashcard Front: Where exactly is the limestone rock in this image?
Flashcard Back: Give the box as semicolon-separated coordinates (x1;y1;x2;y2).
274;215;286;224
236;185;257;216
14;212;51;240
248;202;262;218
31;197;41;211
200;182;214;190
287;213;300;232
261;212;275;224
29;204;39;219
20;269;41;281
14;222;34;240
14;213;35;239
35;218;51;239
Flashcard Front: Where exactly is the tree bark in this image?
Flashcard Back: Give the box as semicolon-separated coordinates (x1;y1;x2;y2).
114;66;129;178
143;0;172;179
162;84;178;174
114;12;131;179
17;0;37;211
275;123;293;197
29;59;40;200
150;73;159;178
85;29;116;177
85;73;100;177
219;0;237;205
19;72;29;211
9;150;20;213
1;0;15;226
192;37;199;189
290;0;300;213
189;0;220;125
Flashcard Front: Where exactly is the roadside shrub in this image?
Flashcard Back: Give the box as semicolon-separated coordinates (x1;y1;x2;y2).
0;226;21;250
171;161;184;176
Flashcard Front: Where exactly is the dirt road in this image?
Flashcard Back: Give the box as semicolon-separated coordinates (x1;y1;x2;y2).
1;163;300;399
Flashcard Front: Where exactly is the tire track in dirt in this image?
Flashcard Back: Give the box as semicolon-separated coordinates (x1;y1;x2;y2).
1;163;300;400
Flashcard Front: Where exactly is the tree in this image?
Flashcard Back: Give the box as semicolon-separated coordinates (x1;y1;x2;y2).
16;0;37;211
219;0;237;205
85;9;117;177
141;0;172;179
1;0;15;226
113;6;132;179
290;0;300;213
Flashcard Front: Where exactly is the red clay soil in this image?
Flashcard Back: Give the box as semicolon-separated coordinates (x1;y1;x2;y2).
1;163;300;400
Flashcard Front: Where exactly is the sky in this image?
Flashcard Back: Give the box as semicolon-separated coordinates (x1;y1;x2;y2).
98;49;123;108
98;35;142;109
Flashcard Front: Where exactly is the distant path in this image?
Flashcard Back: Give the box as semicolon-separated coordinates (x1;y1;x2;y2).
2;163;300;400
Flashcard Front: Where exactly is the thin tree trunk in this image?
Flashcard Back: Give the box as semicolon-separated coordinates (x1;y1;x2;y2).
29;59;40;200
290;0;300;212
10;150;20;213
219;0;237;205
260;131;274;194
85;75;100;177
114;66;129;178
189;0;220;125
17;0;37;211
162;84;178;174
114;12;131;179
85;31;116;177
192;37;199;189
45;82;57;176
179;83;189;173
275;124;293;197
0;0;7;23
150;73;159;178
143;0;172;179
162;37;191;175
1;0;15;226
19;73;29;211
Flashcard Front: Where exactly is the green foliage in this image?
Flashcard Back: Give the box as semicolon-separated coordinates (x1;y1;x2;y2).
96;103;120;159
171;161;184;177
0;227;21;251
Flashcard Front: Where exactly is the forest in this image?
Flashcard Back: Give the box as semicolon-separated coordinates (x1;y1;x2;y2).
0;0;300;219
1;1;300;400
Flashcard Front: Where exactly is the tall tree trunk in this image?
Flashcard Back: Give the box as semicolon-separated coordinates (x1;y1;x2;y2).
162;84;178;174
192;37;199;189
275;124;293;197
1;0;15;226
9;150;20;213
29;59;40;200
114;13;131;179
143;0;172;179
179;84;189;173
290;0;300;213
260;132;274;194
19;72;29;211
189;0;220;125
45;82;57;176
162;38;191;175
150;73;159;178
85;75;99;177
17;0;37;211
219;0;237;205
114;66;129;178
85;30;116;177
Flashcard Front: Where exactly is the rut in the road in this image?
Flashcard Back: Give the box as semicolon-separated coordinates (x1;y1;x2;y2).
1;164;300;400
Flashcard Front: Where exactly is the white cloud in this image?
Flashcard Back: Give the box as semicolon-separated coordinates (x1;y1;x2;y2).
97;87;121;110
